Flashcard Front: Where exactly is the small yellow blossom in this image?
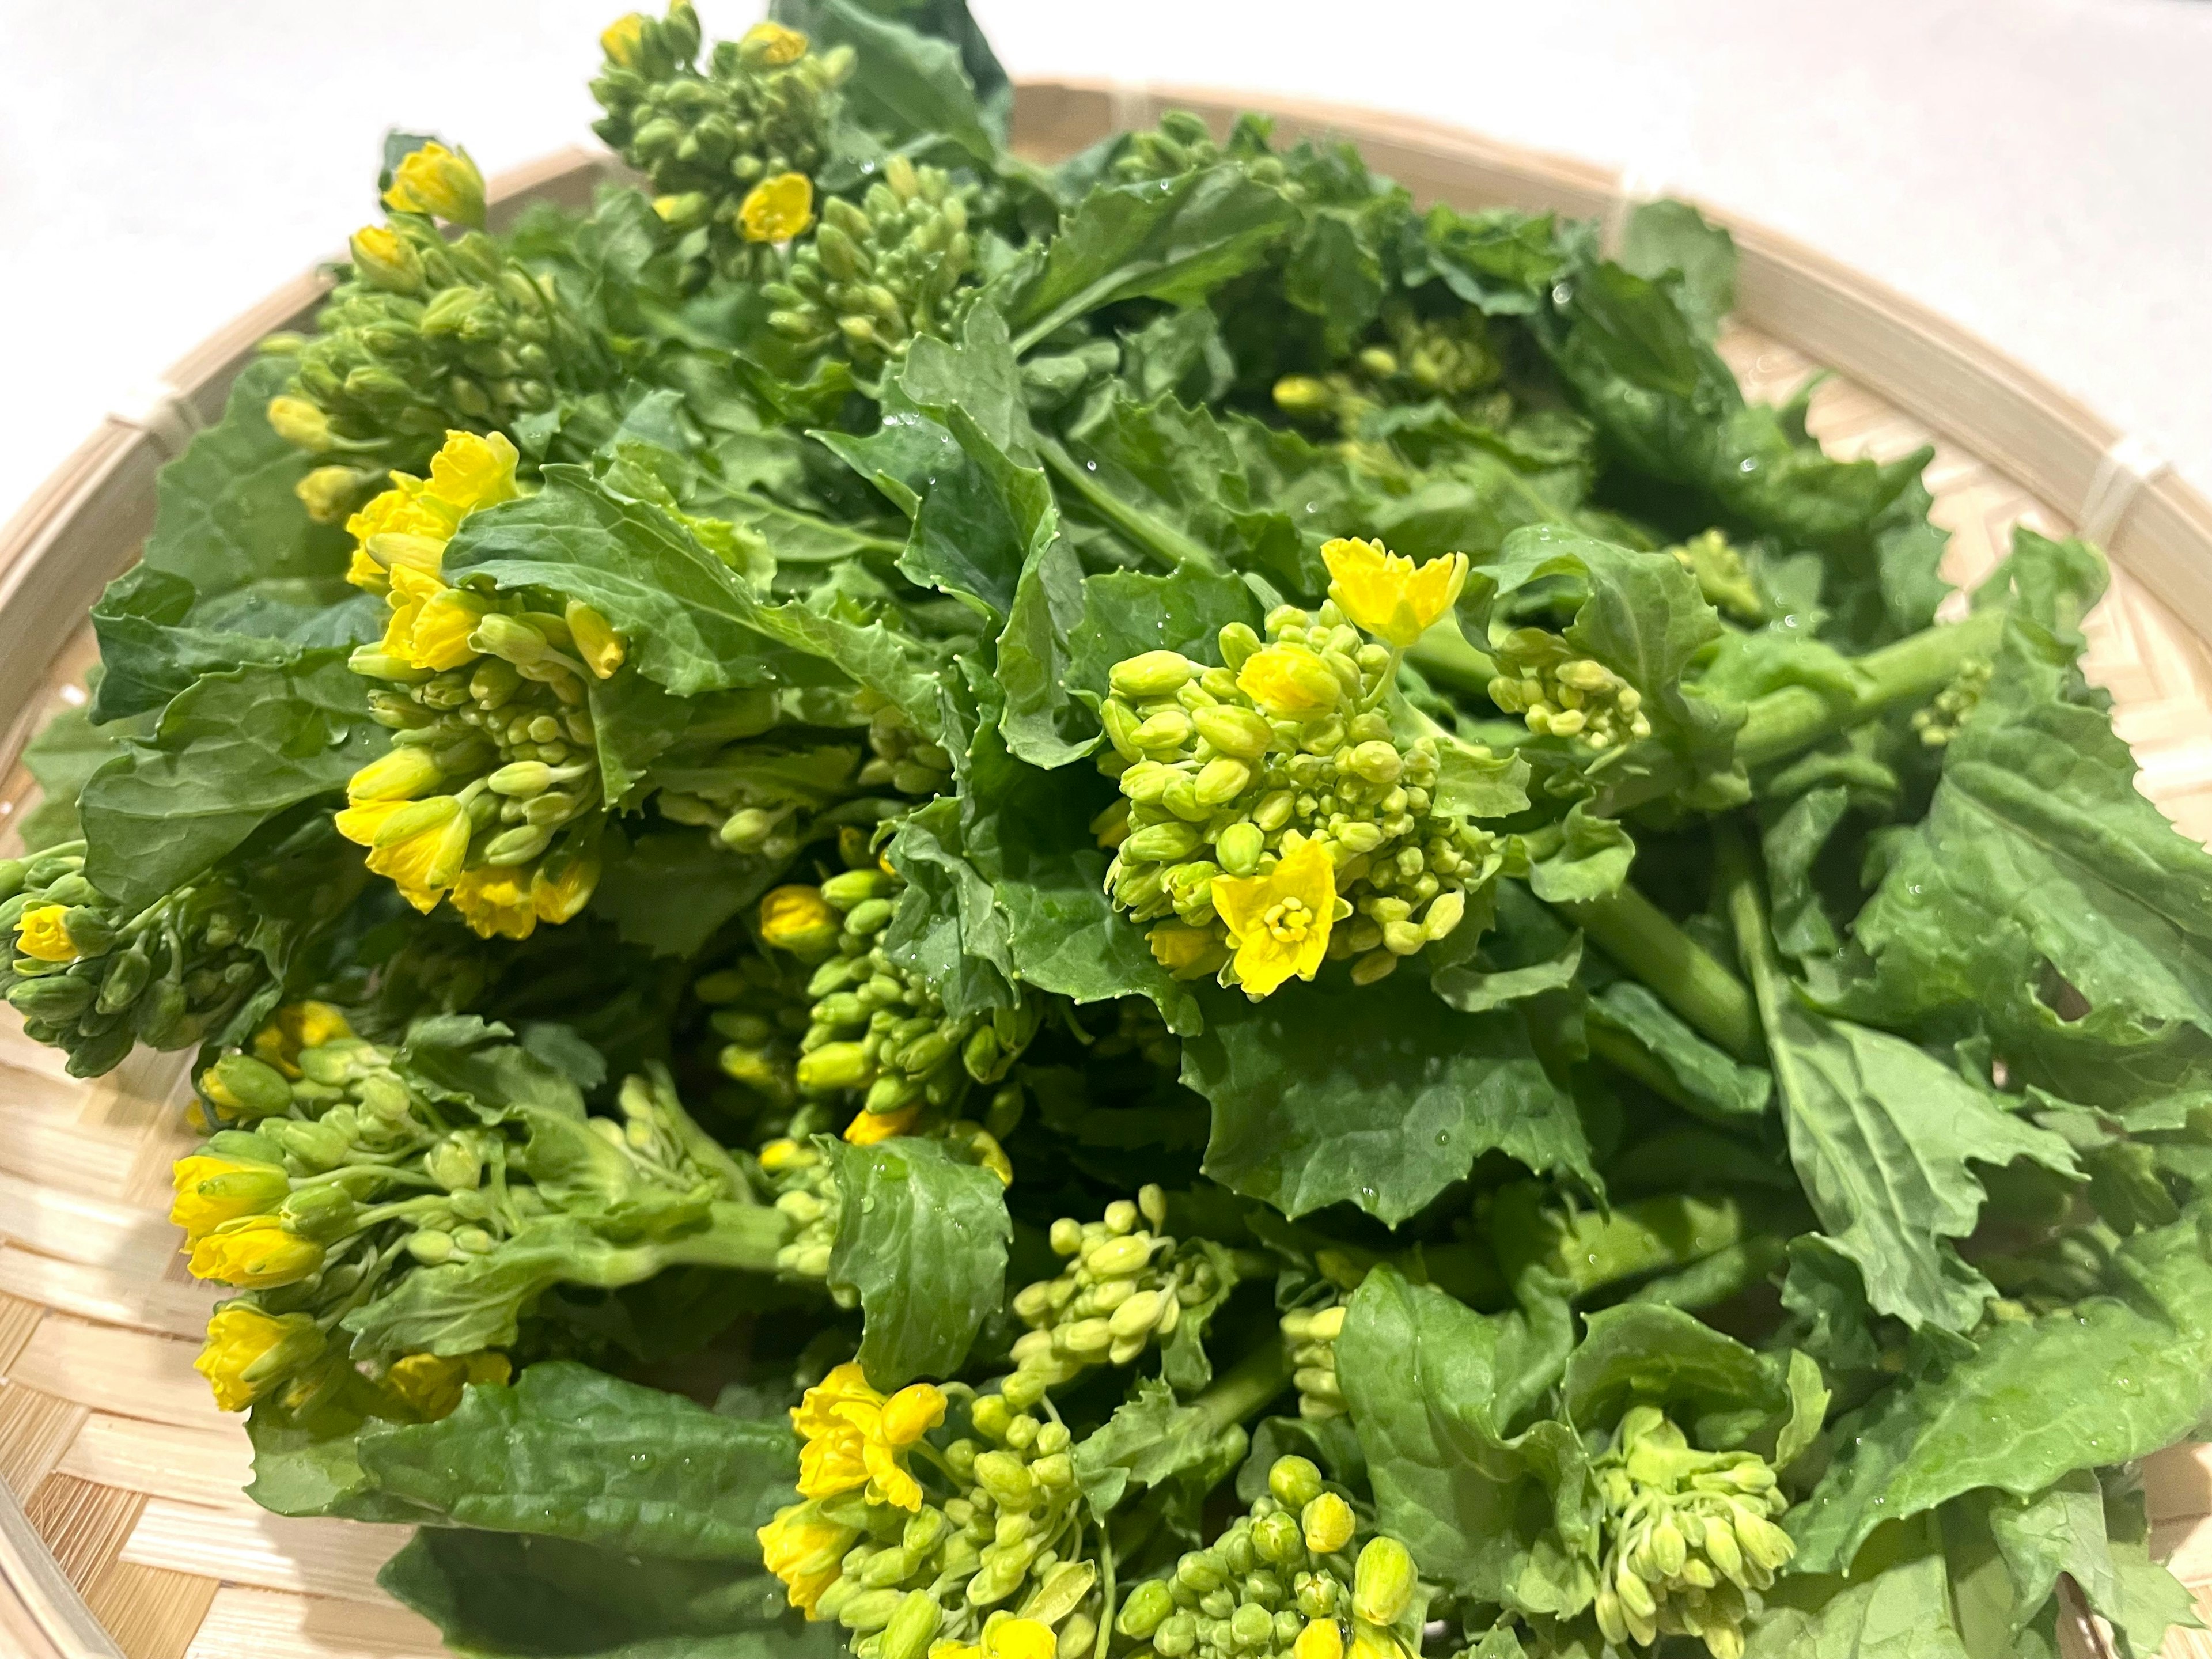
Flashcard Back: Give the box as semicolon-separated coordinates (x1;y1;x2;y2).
1237;643;1343;720
386;1350;512;1420
408;586;493;672
760;885;840;955
343;431;518;594
1321;537;1468;649
452;865;539;941
759;1497;862;1617
741;20;809;64
740;172;815;243
791;1362;945;1512
14;904;78;964
844;1103;922;1146
425;429;521;516
531;847;601;925
348;224;422;292
383;142;486;229
251;999;356;1077
171;1154;289;1243
1211;836;1338;998
266;395;333;453
600;13;647;66
189;1216;325;1289
364;804;472;907
565;600;626;679
195;1305;323;1412
983;1620;1058;1659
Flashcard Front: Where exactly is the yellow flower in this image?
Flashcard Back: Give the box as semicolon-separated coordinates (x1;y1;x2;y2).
600;12;647;66
364;803;472;904
531;847;600;925
1237;643;1343;719
349;223;423;292
844;1103;922;1146
565;600;626;679
740;172;815;243
1147;922;1229;980
759;1497;862;1617
14;904;79;963
171;1154;289;1243
346;741;444;804
760;885;840;955
251;999;357;1077
407;587;492;671
983;1620;1057;1659
1294;1620;1346;1659
1322;537;1469;649
791;1362;945;1512
452;865;539;941
424;430;520;517
383;142;486;229
266;395;333;453
759;1137;807;1173
188;1216;325;1289
1211;836;1337;998
386;1349;512;1421
741;20;810;64
195;1305;323;1412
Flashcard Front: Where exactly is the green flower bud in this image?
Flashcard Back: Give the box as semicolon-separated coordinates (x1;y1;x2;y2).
1193;757;1253;806
1123;822;1205;863
1119;1578;1176;1638
9;974;93;1022
1353;1538;1413;1626
408;1228;458;1264
1177;1552;1226;1595
1252;1512;1303;1567
797;1041;873;1092
1111;650;1198;699
1192;704;1272;760
279;1183;358;1243
1301;1493;1354;1556
200;1054;296;1120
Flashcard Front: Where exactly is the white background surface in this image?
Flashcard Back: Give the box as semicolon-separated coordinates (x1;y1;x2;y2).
2;0;2208;528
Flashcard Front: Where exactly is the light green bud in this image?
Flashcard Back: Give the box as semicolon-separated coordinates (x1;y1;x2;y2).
1230;1604;1273;1649
1301;1493;1355;1556
797;1041;873;1092
1102;700;1145;761
1194;704;1273;759
1049;1217;1083;1256
1194;757;1253;805
1060;1317;1113;1357
822;869;894;910
408;1229;457;1265
1269;1456;1324;1512
877;1591;940;1659
488;760;555;796
1123;822;1205;863
1218;622;1262;670
1353;1538;1414;1626
1212;821;1264;877
971;1450;1033;1511
838;1589;906;1632
1132;709;1195;752
1086;1234;1152;1278
1111;650;1198;699
1109;1289;1165;1339
200;1054;296;1120
1347;741;1402;785
1119;1580;1176;1638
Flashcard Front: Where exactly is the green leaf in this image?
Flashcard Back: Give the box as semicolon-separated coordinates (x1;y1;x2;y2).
1183;976;1595;1225
244;1400;431;1523
1527;802;1637;904
78;651;381;911
882;795;1020;1022
1403;204;1566;316
1837;601;2212;1106
16;692;149;851
994;165;1301;351
379;1527;833;1659
1586;982;1773;1122
1337;1266;1594;1613
774;0;998;161
1071;1375;1248;1525
1618;199;1737;340
1562;1302;1788;1448
1745;1520;1971;1659
826;1135;1010;1386
1788;1209;2212;1573
588;826;786;959
358;1362;796;1560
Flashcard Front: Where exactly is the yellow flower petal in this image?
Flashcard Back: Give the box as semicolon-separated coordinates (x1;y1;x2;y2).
452;865;539;941
335;798;408;847
14;903;79;963
760;885;840;955
844;1103;922;1146
531;847;600;925
1147;921;1228;980
564;599;625;679
1211;836;1337;998
346;745;445;803
740;172;815;243
188;1216;324;1289
1236;643;1343;720
759;1499;860;1618
423;430;520;518
386;1349;510;1421
878;1384;947;1447
171;1154;289;1243
196;1305;323;1412
741;20;810;64
407;588;491;672
600;13;647;66
382;142;486;228
983;1619;1058;1659
1321;536;1468;649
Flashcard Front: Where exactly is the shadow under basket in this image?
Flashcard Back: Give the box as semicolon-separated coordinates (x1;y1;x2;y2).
1;78;2210;1659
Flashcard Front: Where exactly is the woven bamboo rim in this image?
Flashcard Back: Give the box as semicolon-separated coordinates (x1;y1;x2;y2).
0;79;2203;1659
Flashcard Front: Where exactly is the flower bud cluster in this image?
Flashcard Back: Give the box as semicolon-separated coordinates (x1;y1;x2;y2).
757;1135;846;1294
266;207;603;496
1112;1457;1423;1659
1589;1407;1795;1659
2;844;268;1077
1486;627;1652;751
1109;111;1291;194
1272;300;1502;444
653;688;951;867
766;156;978;367
1667;530;1765;624
1096;603;1500;988
592;7;853;281
1908;657;1991;749
694;950;809;1122
345;600;609;940
771;867;1039;1138
179;1009;741;1416
1278;1300;1346;1421
1006;1187;1214;1402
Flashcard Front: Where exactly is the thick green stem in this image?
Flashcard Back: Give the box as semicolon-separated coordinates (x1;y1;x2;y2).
1192;1340;1294;1436
1713;817;1785;1027
1559;884;1762;1061
647;1201;790;1277
1405;620;1498;696
1037;436;1229;576
1734;608;2004;770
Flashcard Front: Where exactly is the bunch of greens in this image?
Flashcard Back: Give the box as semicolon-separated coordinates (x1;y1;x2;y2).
10;4;2212;1657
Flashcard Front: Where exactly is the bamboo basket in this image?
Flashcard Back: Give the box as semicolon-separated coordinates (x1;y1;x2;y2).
0;78;2206;1659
